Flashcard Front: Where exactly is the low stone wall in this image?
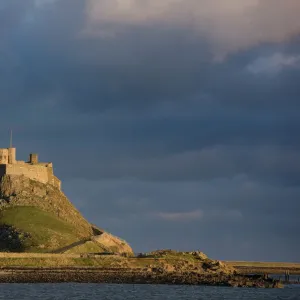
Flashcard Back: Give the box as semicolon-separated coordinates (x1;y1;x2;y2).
0;253;80;258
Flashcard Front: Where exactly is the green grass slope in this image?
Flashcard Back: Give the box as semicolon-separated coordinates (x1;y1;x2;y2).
0;175;93;238
0;206;84;252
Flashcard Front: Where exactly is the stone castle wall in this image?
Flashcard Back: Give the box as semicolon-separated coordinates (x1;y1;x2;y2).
5;164;49;184
0;163;61;190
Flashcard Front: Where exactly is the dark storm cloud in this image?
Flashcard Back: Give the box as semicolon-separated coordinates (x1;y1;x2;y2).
0;0;300;261
0;0;31;34
64;177;300;261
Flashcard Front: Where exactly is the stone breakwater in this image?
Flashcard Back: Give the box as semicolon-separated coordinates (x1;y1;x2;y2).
0;267;281;288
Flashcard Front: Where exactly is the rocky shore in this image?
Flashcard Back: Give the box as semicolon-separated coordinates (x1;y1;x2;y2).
0;251;284;288
0;267;281;288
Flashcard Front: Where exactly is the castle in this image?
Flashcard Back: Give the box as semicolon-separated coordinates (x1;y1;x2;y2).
0;147;61;190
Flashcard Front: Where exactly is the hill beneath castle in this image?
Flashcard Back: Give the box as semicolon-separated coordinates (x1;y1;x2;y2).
0;175;133;255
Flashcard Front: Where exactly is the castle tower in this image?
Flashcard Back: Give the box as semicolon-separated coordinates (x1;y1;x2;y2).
8;148;16;164
29;153;39;164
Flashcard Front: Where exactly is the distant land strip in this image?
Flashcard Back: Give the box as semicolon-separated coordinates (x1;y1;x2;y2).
224;261;300;275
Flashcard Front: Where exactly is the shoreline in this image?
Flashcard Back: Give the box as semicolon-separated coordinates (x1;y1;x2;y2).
0;267;281;288
0;251;295;288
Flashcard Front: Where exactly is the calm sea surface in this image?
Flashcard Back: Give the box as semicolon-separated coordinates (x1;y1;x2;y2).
0;283;299;300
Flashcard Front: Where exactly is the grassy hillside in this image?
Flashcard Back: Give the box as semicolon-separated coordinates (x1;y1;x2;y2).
0;175;92;237
0;175;134;255
0;206;83;252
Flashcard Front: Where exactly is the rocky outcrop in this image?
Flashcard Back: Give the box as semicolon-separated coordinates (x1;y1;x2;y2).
132;250;282;288
142;250;235;275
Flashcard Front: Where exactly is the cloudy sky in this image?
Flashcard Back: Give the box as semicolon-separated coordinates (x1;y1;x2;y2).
1;0;300;261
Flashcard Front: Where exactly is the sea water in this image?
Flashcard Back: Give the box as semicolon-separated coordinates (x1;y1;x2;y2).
0;283;299;300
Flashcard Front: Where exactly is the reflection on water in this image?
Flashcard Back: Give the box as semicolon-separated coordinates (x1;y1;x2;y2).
0;283;299;300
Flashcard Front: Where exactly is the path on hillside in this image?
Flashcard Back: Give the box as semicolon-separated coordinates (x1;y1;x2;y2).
52;238;91;254
51;233;111;254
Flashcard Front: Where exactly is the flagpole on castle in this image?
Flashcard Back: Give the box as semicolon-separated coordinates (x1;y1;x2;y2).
10;129;13;148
